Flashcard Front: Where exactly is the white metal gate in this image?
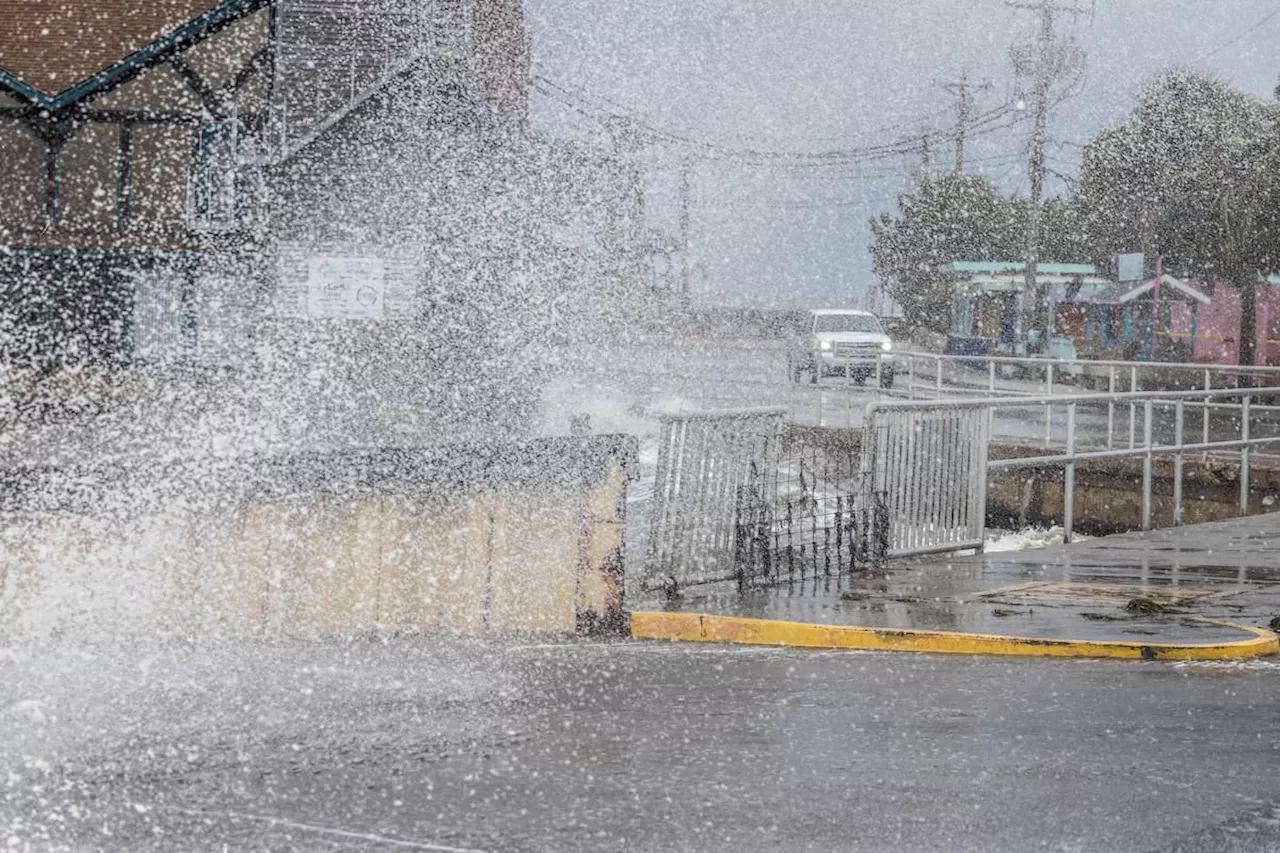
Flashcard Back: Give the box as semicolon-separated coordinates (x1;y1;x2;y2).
643;408;785;593
861;402;990;561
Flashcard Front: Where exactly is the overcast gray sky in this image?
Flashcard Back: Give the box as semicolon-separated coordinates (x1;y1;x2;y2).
526;0;1280;307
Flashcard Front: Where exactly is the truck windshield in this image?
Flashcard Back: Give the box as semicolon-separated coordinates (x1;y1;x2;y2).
813;314;882;333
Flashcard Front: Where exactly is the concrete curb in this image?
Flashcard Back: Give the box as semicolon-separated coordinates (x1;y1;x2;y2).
629;611;1280;660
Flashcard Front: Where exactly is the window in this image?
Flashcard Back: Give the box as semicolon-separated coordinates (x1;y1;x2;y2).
132;270;187;364
188;120;240;230
813;313;883;334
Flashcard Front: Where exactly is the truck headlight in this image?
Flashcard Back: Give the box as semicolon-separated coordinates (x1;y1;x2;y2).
818;341;833;351
881;341;893;351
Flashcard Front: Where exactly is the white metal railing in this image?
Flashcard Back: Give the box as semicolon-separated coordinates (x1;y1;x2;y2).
863;386;1280;560
609;342;1280;433
860;403;990;562
644;407;786;593
892;349;1280;398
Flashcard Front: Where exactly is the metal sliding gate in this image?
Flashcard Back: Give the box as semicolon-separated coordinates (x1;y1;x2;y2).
643;408;865;595
861;402;990;562
643;408;785;593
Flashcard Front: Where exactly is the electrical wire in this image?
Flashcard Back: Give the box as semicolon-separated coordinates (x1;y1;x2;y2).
530;64;960;148
1189;4;1280;65
532;73;1019;166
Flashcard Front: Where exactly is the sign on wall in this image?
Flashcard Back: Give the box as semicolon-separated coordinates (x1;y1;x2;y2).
306;256;386;320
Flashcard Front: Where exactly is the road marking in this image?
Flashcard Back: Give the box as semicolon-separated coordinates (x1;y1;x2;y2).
629;611;1280;660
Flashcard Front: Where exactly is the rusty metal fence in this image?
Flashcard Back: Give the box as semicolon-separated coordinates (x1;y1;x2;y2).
733;431;864;585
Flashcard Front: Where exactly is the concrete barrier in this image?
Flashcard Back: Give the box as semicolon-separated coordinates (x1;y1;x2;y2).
986;444;1280;533
0;437;636;640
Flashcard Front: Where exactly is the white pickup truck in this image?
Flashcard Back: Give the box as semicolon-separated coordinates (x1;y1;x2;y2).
788;309;895;387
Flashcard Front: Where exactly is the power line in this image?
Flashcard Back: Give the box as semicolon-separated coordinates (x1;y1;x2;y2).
1190;4;1280;65
532;73;1018;166
530;65;959;148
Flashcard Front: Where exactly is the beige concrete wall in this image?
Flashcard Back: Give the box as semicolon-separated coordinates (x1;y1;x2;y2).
1;476;630;640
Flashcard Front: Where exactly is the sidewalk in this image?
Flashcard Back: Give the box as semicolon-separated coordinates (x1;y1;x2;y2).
631;513;1280;659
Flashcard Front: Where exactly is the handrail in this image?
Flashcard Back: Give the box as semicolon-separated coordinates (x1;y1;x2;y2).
893;349;1280;375
866;385;1280;416
862;386;1280;553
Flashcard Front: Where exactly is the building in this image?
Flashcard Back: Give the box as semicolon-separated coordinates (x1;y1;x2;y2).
0;0;617;392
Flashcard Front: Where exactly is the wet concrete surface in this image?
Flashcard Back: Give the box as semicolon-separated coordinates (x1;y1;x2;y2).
4;636;1280;853
653;513;1280;645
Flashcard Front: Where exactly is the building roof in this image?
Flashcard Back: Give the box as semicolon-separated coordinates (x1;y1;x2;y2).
945;261;1100;276
1093;274;1211;305
0;0;261;109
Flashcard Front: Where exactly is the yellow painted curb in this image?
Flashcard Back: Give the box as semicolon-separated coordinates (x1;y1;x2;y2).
629;611;1280;661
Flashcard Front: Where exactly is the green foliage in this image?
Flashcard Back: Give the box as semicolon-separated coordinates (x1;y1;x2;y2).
869;174;1024;332
1076;70;1280;279
869;174;1088;333
870;70;1280;363
1074;69;1280;363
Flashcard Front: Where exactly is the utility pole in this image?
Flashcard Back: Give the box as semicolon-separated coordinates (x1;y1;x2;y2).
942;72;990;174
1007;0;1087;344
678;156;692;295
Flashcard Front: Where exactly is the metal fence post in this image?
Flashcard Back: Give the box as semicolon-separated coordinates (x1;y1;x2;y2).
936;356;943;396
1045;365;1054;448
1203;368;1211;461
988;358;996;395
1240;394;1251;515
1129;366;1139;449
974;403;991;552
1064;402;1076;543
1173;399;1185;527
1142;399;1153;531
845;355;852;429
1107;366;1116;451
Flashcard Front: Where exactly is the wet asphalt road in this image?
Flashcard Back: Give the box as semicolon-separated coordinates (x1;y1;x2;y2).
4;638;1279;853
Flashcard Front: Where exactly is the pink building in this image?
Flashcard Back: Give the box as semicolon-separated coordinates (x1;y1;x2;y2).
1169;281;1280;366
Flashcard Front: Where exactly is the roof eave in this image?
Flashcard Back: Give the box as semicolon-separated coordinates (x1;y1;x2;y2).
0;0;268;111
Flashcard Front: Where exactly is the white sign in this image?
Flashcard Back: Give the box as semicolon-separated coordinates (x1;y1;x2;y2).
1117;252;1144;283
306;256;385;320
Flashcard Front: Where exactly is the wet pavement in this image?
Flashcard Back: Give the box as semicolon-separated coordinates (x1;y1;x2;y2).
648;513;1280;647
3;638;1280;853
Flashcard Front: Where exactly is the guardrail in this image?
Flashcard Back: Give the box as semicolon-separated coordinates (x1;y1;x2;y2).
594;343;1280;435
863;387;1280;559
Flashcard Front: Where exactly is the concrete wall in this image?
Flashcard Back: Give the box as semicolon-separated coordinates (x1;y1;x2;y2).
986;443;1280;534
0;438;635;641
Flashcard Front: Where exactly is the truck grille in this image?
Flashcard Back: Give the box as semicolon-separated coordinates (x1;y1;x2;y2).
833;343;881;359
